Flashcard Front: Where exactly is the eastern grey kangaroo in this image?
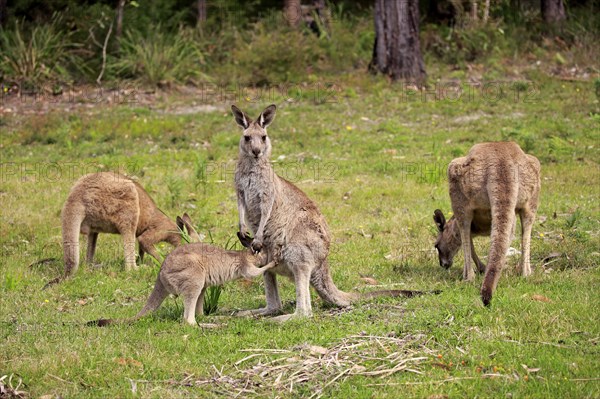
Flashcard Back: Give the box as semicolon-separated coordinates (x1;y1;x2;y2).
232;104;431;322
90;218;277;326
57;172;182;284
433;142;541;306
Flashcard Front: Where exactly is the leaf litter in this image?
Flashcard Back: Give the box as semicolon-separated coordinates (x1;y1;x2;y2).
129;333;437;398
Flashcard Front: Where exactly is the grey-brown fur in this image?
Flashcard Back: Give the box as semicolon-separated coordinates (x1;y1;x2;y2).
58;172;181;282
232;104;430;322
433;142;541;306
91;220;276;326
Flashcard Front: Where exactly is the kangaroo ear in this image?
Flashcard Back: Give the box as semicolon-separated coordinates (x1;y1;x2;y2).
177;213;201;243
257;104;276;129
433;209;446;232
231;105;251;129
237;231;253;248
182;212;193;226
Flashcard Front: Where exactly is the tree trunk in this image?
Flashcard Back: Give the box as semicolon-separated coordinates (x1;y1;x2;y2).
470;0;478;22
0;0;7;28
284;0;301;28
369;0;426;85
197;0;207;27
541;0;566;23
115;0;125;52
483;0;490;23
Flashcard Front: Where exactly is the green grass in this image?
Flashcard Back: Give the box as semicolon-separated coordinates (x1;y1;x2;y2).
0;75;599;398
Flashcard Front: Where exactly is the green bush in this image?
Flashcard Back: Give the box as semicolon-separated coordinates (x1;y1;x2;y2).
111;28;209;87
422;23;507;66
219;10;373;85
226;19;324;85
318;16;373;72
0;17;80;85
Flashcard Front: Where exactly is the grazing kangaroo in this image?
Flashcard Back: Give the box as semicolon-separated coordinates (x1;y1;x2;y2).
90;218;277;327
57;172;182;283
232;104;432;322
433;142;541;306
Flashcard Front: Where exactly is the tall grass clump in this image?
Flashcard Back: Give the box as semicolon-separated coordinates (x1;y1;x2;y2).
111;28;209;87
422;22;507;67
0;17;79;85
316;12;373;72
220;9;373;85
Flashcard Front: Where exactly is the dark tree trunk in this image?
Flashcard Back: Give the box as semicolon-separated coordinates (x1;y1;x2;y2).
115;0;125;52
541;0;566;23
370;0;426;85
0;0;7;28
197;0;207;27
284;0;301;28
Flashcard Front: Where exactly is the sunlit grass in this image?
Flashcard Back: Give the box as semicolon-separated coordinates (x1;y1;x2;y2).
0;76;598;398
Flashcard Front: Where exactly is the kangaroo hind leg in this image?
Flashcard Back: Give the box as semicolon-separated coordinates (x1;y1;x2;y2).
519;207;536;277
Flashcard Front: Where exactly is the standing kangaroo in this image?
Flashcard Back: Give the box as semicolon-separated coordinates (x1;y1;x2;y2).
433;142;541;306
90;217;277;326
57;172;182;283
232;104;430;322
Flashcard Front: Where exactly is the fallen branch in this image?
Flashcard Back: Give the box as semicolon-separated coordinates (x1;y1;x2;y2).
97;20;114;85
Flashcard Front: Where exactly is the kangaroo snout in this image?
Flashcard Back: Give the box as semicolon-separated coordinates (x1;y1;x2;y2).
440;259;452;269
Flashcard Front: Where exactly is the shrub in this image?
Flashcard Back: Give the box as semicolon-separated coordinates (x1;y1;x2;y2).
111;28;209;87
422;23;507;66
0;16;79;85
226;19;324;85
220;9;373;85
317;14;373;72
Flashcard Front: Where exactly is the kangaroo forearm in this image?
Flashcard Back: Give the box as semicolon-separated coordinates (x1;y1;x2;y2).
255;198;274;238
237;195;248;232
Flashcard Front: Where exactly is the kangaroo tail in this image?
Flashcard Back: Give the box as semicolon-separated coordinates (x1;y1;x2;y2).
359;289;442;300
481;185;518;306
61;201;85;278
310;260;354;307
42;276;63;290
87;275;169;327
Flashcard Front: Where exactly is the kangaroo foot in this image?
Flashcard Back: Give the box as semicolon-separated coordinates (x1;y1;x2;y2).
124;262;139;272
269;311;311;323
520;262;532;277
269;314;294;323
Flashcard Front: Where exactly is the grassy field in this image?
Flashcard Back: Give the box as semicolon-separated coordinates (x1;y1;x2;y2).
1;74;599;398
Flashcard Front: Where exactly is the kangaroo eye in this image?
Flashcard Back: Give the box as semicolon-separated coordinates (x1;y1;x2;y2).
261;136;267;141
244;136;251;142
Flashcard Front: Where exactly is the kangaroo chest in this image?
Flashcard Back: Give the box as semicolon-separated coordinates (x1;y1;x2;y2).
236;170;275;230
